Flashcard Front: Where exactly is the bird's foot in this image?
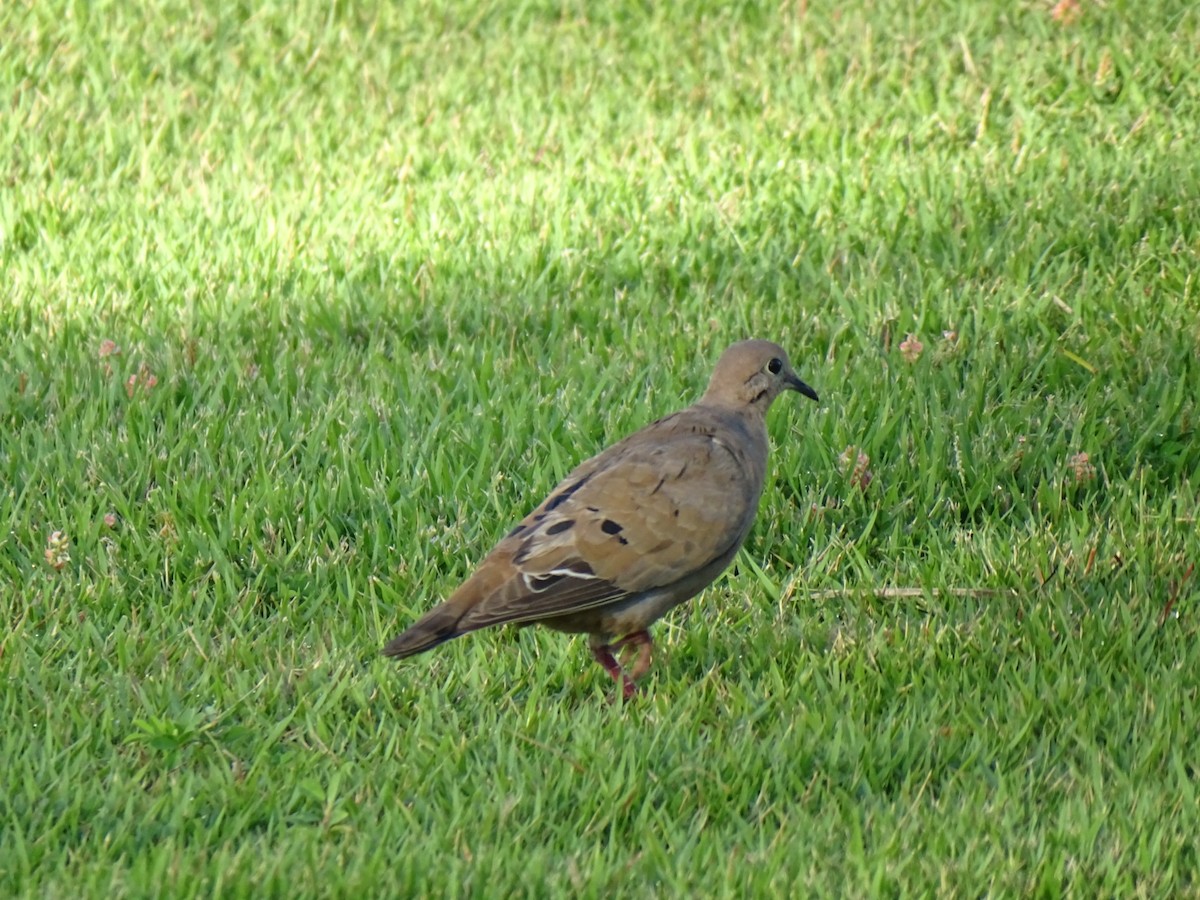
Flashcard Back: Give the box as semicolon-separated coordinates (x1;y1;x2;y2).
612;631;654;681
590;632;653;701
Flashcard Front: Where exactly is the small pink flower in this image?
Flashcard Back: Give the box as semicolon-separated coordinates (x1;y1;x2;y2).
44;531;70;570
125;363;158;396
839;445;873;491
1051;0;1081;24
1069;452;1096;484
103;513;117;528
899;334;924;363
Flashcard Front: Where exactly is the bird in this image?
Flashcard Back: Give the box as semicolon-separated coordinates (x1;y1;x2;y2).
383;339;819;698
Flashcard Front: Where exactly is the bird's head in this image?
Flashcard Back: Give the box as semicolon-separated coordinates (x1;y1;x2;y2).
701;339;819;411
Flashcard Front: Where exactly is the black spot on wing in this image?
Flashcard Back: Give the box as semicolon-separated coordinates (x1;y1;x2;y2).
544;474;592;512
601;519;623;535
545;519;575;535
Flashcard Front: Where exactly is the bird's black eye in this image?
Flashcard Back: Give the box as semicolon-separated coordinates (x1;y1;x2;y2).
767;358;783;375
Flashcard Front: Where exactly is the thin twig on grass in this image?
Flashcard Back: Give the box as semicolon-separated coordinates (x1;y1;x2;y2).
803;586;1018;601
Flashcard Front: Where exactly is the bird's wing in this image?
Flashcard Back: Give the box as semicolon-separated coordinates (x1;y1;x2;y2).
451;410;761;630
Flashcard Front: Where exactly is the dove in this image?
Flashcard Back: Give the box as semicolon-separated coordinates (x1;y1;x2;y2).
383;339;819;698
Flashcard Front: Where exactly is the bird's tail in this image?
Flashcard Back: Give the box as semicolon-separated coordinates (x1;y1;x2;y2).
382;603;470;660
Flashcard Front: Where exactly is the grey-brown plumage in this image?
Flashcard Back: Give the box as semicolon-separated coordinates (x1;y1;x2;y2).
383;339;819;697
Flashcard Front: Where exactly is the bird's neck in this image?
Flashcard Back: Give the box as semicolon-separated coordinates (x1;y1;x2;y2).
697;397;771;427
695;402;770;473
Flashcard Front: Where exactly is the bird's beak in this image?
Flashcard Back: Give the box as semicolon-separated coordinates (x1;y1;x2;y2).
787;374;819;402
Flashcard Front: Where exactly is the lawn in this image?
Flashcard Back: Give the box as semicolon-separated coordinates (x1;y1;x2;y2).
3;0;1199;895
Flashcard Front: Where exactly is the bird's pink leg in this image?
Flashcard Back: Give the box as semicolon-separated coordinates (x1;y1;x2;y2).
589;636;638;700
589;640;623;682
612;631;654;682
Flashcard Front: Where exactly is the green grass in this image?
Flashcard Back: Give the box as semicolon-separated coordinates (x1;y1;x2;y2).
3;0;1199;895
